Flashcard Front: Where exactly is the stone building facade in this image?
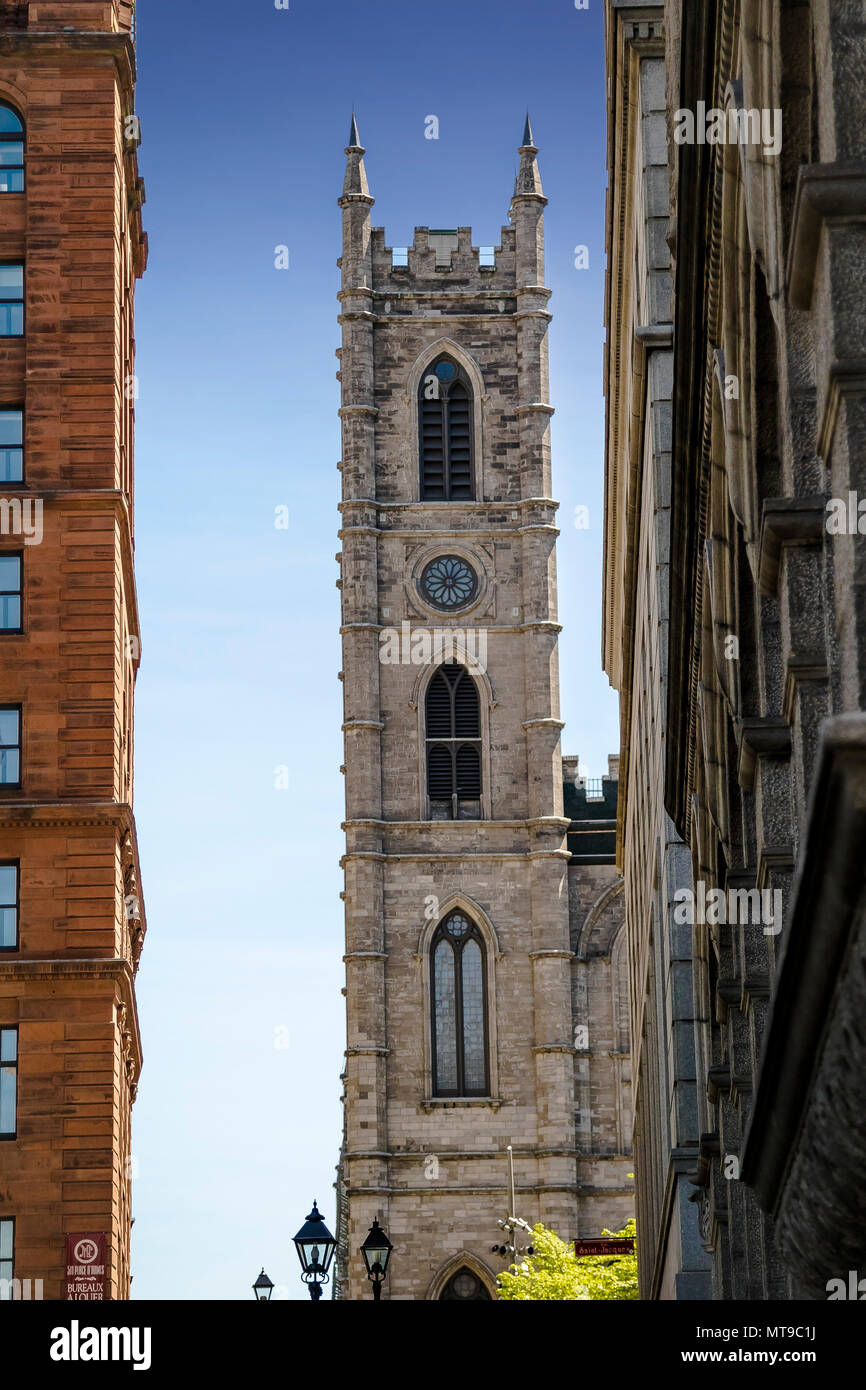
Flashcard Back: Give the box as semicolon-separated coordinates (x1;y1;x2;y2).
604;0;866;1299
335;120;632;1299
602;1;712;1300
0;0;146;1301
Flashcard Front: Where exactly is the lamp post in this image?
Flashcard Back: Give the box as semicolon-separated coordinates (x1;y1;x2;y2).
292;1201;337;1301
360;1218;393;1300
490;1145;535;1266
252;1268;274;1301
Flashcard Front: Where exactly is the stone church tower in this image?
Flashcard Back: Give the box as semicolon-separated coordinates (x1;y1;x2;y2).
335;118;632;1300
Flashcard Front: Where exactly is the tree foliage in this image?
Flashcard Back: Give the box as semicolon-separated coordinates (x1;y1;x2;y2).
496;1219;638;1301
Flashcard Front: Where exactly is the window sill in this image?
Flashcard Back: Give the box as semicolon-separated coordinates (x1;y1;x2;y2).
420;1096;503;1112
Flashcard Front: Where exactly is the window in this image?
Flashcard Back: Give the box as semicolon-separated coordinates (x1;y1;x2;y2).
0;1027;17;1137
426;662;481;819
431;912;489;1097
0;409;23;482
419;554;478;612
440;1267;492;1300
0;104;23;194
0;266;23;336
0;864;17;950
478;246;496;268
0;707;21;786
391;247;409;268
0;554;21;631
0;1219;12;1298
419;355;474;500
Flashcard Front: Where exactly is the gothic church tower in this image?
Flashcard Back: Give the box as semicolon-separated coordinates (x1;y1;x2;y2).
335;118;630;1300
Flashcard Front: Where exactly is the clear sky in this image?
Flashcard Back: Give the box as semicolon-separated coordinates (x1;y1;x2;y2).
129;0;617;1300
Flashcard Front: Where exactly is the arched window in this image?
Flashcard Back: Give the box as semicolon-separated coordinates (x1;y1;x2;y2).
0;105;24;194
426;660;481;819
431;911;489;1097
419;355;474;500
440;1267;492;1300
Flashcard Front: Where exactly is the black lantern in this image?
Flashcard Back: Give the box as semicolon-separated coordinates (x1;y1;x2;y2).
293;1201;337;1301
252;1268;274;1301
360;1218;393;1300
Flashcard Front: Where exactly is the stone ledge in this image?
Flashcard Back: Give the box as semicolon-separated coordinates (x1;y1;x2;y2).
737;715;791;791
758;496;825;597
787;162;866;311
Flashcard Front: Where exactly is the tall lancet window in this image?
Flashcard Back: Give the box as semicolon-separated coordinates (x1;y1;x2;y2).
431;912;489;1097
426;661;481;819
419;355;474;500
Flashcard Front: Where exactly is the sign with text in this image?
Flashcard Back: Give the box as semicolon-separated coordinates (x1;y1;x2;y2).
64;1233;108;1301
574;1238;635;1257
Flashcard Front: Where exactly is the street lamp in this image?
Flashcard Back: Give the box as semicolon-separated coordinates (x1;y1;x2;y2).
293;1201;337;1301
360;1218;393;1300
252;1268;274;1301
490;1145;535;1266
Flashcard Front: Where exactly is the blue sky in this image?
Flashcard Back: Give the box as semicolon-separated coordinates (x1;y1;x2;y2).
129;0;617;1300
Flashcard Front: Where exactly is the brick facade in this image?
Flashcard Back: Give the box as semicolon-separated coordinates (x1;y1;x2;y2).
0;0;145;1301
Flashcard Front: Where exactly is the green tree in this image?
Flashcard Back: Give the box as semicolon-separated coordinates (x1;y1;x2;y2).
496;1219;638;1301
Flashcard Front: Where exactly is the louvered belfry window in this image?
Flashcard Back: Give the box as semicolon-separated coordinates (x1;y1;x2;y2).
431;912;489;1097
419;356;474;500
426;661;482;819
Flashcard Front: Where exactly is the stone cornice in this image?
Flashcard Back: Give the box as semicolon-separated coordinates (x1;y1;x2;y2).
0;955;142;1081
11;488;142;669
341;850;570;866
0;799;133;831
338;496;558;512
342;816;570;831
0;29;136;84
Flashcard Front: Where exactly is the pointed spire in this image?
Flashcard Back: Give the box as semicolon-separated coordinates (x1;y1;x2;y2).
514;114;544;200
342;112;371;202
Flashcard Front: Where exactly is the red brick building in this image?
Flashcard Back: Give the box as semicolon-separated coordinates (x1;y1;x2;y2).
0;0;146;1300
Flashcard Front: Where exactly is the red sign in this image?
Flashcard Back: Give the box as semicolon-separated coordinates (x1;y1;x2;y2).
574;1238;635;1257
64;1233;108;1301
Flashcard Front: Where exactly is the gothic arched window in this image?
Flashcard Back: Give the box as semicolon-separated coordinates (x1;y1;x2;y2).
431;912;489;1097
0;105;24;194
440;1267;492;1300
419;355;474;500
426;661;481;819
